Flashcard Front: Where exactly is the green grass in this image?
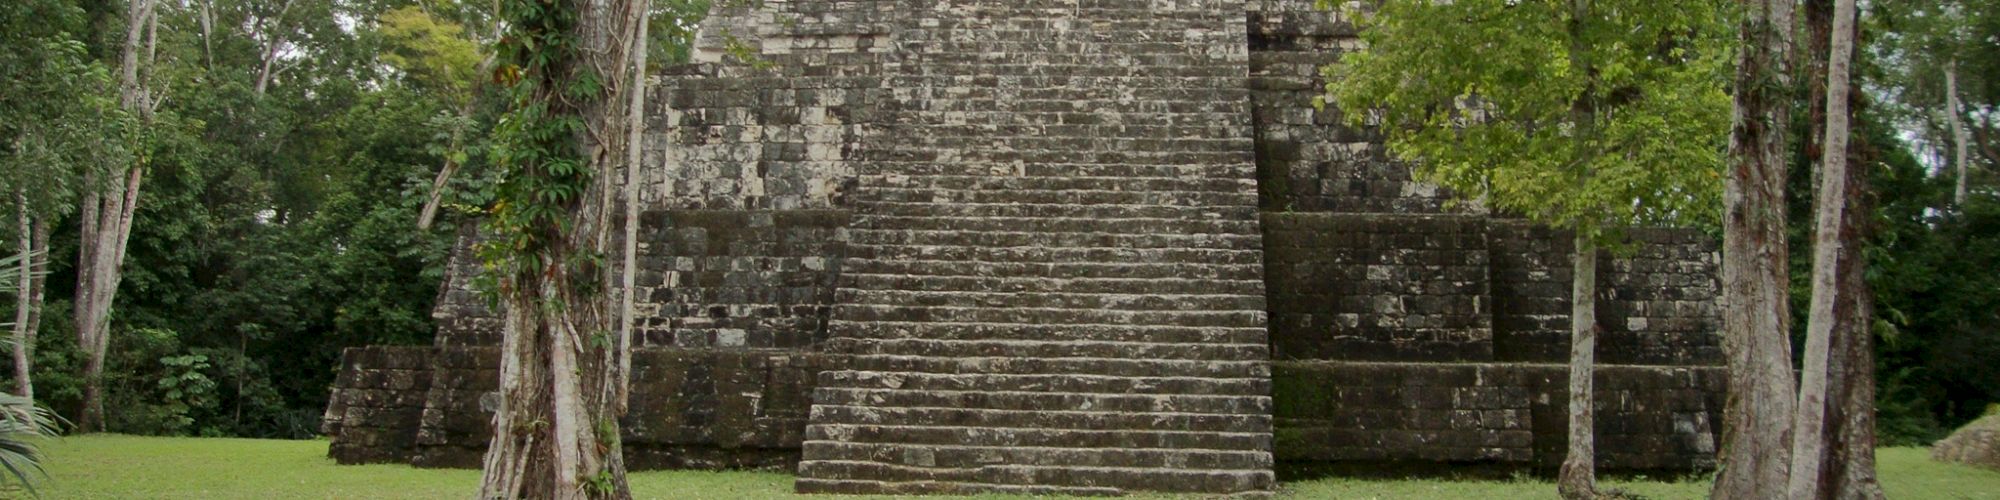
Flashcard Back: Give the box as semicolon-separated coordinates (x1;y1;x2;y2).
1291;449;2000;499
11;435;2000;499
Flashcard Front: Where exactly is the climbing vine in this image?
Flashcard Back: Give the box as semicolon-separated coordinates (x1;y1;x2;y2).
478;0;603;298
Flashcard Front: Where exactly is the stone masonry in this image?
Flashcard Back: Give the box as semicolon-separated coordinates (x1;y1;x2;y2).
322;0;1728;496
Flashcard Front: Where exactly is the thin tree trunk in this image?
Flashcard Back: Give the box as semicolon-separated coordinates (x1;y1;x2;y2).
416;104;473;231
1557;2;1601;496
253;0;297;97
1948;62;1970;206
617;11;650;409
78;0;156;433
197;0;215;71
23;218;46;398
1715;0;1799;497
476;1;650;498
10;192;38;400
1559;230;1599;500
1788;0;1858;496
1792;2;1885;496
418;7;508;232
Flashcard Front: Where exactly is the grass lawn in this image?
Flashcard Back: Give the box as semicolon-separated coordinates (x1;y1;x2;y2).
13;435;2000;499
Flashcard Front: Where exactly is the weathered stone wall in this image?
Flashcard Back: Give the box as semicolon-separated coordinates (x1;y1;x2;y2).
433;225;500;347
322;346;434;465
1264;213;1493;362
1489;222;1724;365
1245;0;1726;476
381;346;845;470
632;210;848;349
1273;362;1724;472
1246;1;1462;214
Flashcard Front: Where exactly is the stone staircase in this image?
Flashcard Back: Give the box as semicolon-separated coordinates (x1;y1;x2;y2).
794;1;1274;495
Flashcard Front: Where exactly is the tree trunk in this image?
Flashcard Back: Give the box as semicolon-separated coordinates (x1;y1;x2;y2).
197;0;215;71
11;193;38;400
476;1;650;498
1788;0;1858;495
18;217;47;400
1790;1;1885;496
1714;0;1799;497
77;0;156;433
1557;2;1601;497
253;0;297;97
617;12;650;409
416;104;473;231
1559;231;1599;500
1948;62;1969;206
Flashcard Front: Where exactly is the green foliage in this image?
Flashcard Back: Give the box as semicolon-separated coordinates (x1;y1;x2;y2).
650;1;714;67
0;0;133;219
0;249;60;495
476;0;604;293
0;393;61;496
152;354;216;435
377;6;485;100
0;0;712;441
1322;0;1733;235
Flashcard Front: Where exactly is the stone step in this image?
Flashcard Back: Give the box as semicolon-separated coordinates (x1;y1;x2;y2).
823;338;1269;362
855;215;1258;236
854;200;1259;220
845;273;1267;296
826;356;1269;383
793;478;1121;497
834;304;1265;328
829;320;1268;345
850;244;1262;266
816;372;1270;397
843;258;1263;281
808;404;1272;434
794;460;1273;495
855;164;1256;180
802;441;1273;471
858;175;1256;194
805;423;1268;451
859;151;1253;168
834;289;1266;313
857;187;1258;207
847;228;1261;251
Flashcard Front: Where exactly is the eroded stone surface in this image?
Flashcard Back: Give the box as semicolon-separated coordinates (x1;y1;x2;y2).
1934;414;2000;471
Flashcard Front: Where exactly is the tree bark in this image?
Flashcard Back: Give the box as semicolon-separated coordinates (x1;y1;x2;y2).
197;0;215;71
1789;1;1885;496
1558;230;1599;500
416;103;474;231
1948;62;1970;206
1714;0;1799;497
618;11;650;409
476;1;650;498
77;0;156;433
252;0;297;97
1556;2;1602;497
1788;0;1858;496
10;192;46;400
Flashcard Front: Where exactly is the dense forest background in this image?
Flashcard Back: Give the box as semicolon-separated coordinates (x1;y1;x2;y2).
1;0;1995;444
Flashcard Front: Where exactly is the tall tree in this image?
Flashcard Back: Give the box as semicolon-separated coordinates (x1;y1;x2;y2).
1323;1;1732;497
1714;0;1800;497
476;0;651;497
1;0;120;405
1949;63;1971;205
1873;0;1993;208
75;0;159;432
9;202;48;400
1789;0;1886;497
